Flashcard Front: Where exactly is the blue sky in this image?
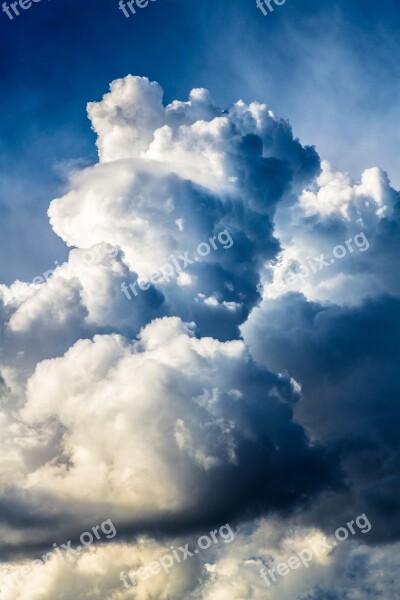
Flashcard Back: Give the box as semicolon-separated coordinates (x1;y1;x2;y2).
1;0;400;283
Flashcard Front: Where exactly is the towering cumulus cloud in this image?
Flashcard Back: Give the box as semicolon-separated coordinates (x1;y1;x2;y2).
1;76;399;599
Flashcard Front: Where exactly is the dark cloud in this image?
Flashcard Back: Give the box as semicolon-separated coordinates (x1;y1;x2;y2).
243;292;400;542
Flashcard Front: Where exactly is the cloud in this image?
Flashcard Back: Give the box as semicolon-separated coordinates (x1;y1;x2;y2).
0;539;201;600
2;517;400;600
45;76;319;340
243;291;400;544
9;316;333;546
241;156;400;549
1;74;399;598
262;160;400;304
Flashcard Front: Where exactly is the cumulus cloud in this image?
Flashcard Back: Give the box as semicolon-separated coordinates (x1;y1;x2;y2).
1;74;399;599
262;160;400;304
2;517;399;600
242;157;400;546
242;292;400;544
46;75;319;339
0;539;201;600
9;316;332;544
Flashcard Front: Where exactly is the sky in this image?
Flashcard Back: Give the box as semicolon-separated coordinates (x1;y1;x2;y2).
0;0;400;598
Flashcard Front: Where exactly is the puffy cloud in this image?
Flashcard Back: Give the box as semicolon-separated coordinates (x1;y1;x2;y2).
1;74;399;600
45;76;319;339
299;161;395;222
2;517;400;600
242;163;400;546
86;76;319;192
197;518;400;600
9;316;333;544
242;290;400;543
0;539;201;600
87;76;165;162
262;160;400;304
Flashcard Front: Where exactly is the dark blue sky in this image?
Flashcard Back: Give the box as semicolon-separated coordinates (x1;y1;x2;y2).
1;0;399;283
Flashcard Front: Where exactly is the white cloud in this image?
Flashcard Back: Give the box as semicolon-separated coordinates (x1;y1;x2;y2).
261;160;399;305
2;518;400;600
1;74;399;599
15;316;305;527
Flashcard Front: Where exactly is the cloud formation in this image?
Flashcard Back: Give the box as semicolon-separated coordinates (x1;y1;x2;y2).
1;75;399;598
